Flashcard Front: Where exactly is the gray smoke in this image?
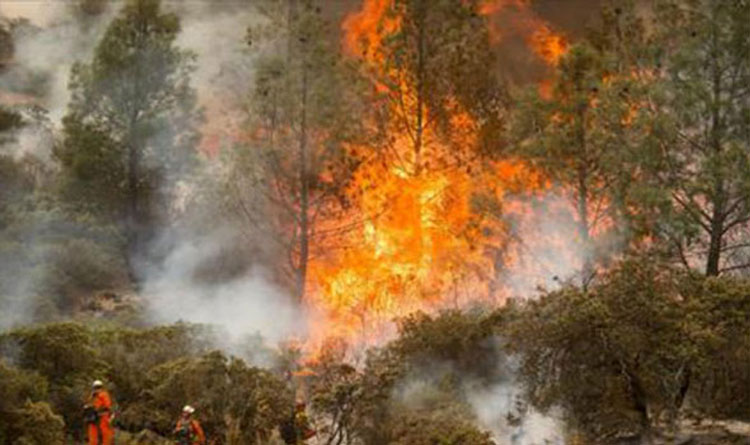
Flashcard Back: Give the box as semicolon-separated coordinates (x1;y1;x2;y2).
141;227;306;357
0;4;115;124
389;355;565;444
499;192;592;297
466;377;565;444
0;0;269;334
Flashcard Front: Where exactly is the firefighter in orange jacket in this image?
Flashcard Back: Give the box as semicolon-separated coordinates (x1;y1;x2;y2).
84;380;114;445
174;405;206;445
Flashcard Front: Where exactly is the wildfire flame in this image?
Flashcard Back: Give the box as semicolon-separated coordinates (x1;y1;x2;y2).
528;24;568;66
342;0;399;63
300;0;575;354
478;0;569;71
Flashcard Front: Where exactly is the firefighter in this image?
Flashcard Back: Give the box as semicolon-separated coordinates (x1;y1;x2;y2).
174;405;206;445
280;401;315;444
295;401;315;443
84;380;114;445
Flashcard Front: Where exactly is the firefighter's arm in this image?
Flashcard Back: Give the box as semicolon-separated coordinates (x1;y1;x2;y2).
193;420;206;444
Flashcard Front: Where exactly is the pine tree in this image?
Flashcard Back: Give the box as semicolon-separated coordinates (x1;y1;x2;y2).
653;0;750;276
57;0;200;280
510;37;657;285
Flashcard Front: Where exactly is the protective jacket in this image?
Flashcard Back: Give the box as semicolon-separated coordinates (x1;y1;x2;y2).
86;390;114;445
174;418;205;445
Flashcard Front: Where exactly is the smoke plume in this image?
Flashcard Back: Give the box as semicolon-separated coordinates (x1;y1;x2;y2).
141;228;306;359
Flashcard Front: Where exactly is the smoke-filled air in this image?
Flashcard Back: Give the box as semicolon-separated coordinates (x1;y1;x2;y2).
2;0;750;444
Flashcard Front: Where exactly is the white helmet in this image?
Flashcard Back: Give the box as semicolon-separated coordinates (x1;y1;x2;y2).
183;405;195;414
92;380;103;388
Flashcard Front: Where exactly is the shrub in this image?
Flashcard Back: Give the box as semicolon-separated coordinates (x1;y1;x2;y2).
389;411;495;445
0;361;55;443
12;401;65;445
123;350;291;444
1;322;108;437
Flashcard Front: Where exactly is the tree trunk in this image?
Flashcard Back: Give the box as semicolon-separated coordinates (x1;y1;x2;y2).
626;370;651;442
296;33;310;303
125;3;148;286
576;103;593;288
705;209;724;277
126;137;140;284
705;32;725;278
413;4;426;176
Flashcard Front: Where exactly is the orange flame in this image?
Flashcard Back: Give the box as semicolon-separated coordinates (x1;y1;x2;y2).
529;24;568;66
342;0;400;62
298;0;566;354
290;0;588;357
478;0;569;66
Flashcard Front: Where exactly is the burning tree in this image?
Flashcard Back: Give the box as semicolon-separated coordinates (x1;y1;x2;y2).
298;0;565;349
344;0;506;170
507;2;667;286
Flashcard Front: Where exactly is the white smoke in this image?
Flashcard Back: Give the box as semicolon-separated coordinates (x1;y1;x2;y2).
167;0;262;154
500;192;594;297
0;0;265;334
141;230;305;354
0;0;258;132
388;340;565;445
0;115;54;162
0;2;69;28
0;3;115;124
0;293;32;331
466;380;565;445
171;1;259;93
133;1;293;360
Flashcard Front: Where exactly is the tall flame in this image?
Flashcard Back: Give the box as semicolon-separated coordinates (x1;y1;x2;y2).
298;0;574;353
342;0;399;62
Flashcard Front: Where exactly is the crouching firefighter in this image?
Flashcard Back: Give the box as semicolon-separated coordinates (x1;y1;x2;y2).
174;405;206;445
83;380;114;445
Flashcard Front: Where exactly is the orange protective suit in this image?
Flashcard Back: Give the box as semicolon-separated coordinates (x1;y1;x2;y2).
174;417;206;445
87;390;114;445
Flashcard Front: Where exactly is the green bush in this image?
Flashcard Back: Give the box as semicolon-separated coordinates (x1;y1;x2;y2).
1;322;108;436
687;277;750;419
507;260;697;440
42;237;128;309
125;350;291;444
12;401;65;445
0;361;57;443
95;323;211;415
392;309;502;380
389;411;495;445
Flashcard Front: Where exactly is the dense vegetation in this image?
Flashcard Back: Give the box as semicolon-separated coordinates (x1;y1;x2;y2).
2;267;750;443
2;0;750;443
